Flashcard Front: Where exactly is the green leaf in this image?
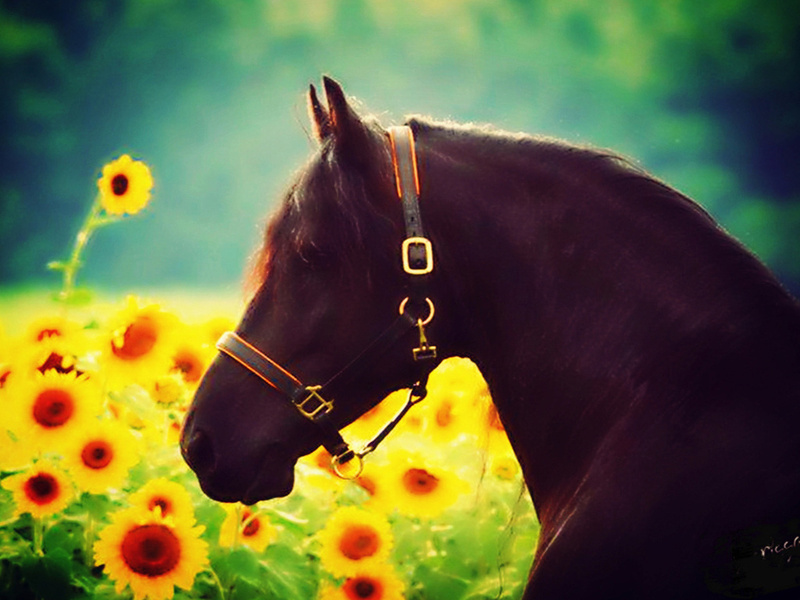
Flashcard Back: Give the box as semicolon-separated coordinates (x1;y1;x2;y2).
19;548;81;600
412;562;471;600
46;261;67;271
211;547;263;590
43;518;85;558
261;544;317;599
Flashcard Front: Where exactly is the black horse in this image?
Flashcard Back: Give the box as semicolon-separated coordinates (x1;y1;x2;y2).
182;77;800;599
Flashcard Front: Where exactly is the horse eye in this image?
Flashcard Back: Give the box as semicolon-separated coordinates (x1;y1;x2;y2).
298;243;333;268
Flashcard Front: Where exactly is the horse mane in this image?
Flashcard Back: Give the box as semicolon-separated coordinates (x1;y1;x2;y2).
248;115;795;311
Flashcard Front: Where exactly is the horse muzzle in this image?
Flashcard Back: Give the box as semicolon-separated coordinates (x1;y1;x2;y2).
180;407;299;503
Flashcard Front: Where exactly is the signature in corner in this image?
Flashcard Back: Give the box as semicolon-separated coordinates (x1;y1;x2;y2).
759;536;800;563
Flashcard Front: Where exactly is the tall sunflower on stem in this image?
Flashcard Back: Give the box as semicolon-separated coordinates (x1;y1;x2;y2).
49;154;154;304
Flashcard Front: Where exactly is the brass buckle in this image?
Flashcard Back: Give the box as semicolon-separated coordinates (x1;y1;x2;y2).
295;385;334;420
402;237;433;275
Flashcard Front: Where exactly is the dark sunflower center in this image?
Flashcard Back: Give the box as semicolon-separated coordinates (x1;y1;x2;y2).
487;405;505;431
112;317;158;360
148;496;173;516
121;524;181;577
82;440;114;469
435;401;454;427
32;389;75;428
339;525;380;560
242;511;261;537
0;366;10;388
172;351;203;383
24;473;59;505
344;576;382;600
402;468;440;495
111;174;129;196
36;328;62;341
37;352;72;375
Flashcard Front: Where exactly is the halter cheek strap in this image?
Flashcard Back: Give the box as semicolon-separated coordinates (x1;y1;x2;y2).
215;125;437;477
216;331;353;461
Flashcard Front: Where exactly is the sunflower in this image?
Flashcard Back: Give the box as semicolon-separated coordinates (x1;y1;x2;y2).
151;373;188;406
129;478;196;523
169;329;214;389
6;369;102;451
218;505;276;552
418;387;484;444
94;506;207;600
380;449;470;519
24;315;90;352
318;565;406;600
490;453;521;481
102;297;179;389
97;155;154;216
62;418;141;494
317;506;393;577
480;398;514;455
347;460;393;512
2;459;74;518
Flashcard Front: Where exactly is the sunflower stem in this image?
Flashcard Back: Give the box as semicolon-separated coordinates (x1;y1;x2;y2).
58;196;104;305
33;516;45;556
207;565;228;600
85;512;95;566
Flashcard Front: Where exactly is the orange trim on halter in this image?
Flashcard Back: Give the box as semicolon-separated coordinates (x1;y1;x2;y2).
216;333;302;390
389;128;421;198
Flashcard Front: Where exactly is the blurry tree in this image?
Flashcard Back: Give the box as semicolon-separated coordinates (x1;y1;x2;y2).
0;0;798;292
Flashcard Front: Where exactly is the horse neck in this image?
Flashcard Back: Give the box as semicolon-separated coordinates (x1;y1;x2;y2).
419;134;798;527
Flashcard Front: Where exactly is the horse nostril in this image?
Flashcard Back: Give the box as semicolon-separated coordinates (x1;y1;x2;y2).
182;429;217;475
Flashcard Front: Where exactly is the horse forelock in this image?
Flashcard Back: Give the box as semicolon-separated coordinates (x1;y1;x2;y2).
247;124;396;294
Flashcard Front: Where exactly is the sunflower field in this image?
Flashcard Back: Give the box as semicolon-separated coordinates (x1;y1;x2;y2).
0;157;538;600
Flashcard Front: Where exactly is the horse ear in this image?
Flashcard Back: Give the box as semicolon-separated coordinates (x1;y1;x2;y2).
322;76;373;162
307;83;331;142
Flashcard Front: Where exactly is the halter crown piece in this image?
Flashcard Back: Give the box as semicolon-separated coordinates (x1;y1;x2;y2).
216;125;437;479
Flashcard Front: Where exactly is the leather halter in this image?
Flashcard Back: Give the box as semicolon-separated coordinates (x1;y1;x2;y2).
216;126;437;478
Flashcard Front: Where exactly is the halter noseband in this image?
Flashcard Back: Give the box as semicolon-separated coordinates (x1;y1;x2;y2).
216;126;437;478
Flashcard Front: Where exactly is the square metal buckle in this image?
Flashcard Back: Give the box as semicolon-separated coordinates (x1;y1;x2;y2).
413;345;438;361
296;386;334;420
402;237;434;275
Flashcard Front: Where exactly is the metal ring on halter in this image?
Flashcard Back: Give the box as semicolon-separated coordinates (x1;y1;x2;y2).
398;297;435;325
331;452;364;480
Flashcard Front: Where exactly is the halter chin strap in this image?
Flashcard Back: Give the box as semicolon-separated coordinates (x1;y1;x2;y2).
215;125;437;478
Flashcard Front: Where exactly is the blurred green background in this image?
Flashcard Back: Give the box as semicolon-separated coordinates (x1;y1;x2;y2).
2;0;799;296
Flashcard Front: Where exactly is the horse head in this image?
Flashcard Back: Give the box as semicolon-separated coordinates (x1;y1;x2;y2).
180;78;453;504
